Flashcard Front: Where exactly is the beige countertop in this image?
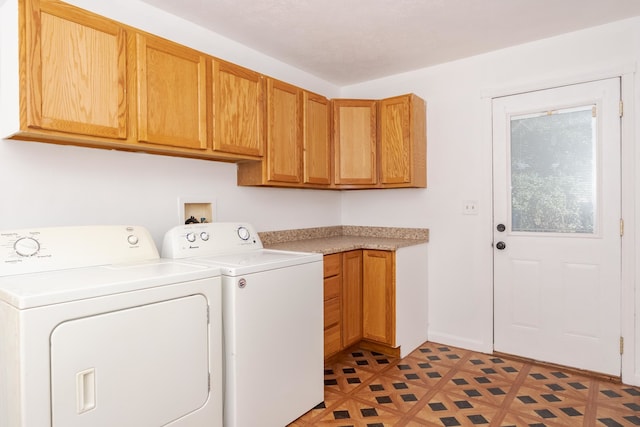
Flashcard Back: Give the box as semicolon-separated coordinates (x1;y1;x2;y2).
259;225;429;255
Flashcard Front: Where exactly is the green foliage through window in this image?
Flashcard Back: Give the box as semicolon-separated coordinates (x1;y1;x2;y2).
510;106;596;233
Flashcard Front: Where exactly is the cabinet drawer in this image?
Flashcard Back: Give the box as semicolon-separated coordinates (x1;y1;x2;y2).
323;253;341;277
324;297;340;328
324;275;340;300
324;324;341;358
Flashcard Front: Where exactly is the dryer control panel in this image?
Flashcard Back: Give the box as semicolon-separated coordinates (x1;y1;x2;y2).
162;222;263;259
0;225;159;276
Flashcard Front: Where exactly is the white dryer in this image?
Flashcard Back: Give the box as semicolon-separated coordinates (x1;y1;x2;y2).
0;225;223;427
162;223;323;427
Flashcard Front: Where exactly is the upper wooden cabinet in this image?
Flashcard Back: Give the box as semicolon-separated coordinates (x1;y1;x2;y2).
378;94;427;187
212;60;264;157
238;93;426;190
332;99;378;186
332;94;426;189
4;0;426;179
135;33;207;150
303;92;331;185
4;0;265;161
21;0;128;140
237;86;332;188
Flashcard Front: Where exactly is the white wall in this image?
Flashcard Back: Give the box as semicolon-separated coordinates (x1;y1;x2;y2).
66;0;340;98
0;0;343;247
2;0;640;385
340;17;640;385
0;140;342;246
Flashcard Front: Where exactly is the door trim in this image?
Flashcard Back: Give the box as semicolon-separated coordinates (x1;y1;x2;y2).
483;64;637;385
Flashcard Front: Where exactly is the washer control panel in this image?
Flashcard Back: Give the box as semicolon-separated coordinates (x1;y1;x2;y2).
162;222;263;259
0;225;159;276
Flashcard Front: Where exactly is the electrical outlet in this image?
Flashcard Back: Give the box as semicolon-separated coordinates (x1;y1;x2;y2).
462;200;479;215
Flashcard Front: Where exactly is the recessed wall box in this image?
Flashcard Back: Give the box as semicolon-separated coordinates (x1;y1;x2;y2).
178;197;216;224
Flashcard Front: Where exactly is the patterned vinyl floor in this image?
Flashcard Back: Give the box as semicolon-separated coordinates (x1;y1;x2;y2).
289;341;640;426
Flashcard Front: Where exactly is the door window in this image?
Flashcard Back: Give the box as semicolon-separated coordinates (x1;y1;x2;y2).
510;105;597;234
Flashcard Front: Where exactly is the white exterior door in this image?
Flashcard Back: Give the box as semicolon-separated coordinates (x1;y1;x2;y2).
492;78;621;376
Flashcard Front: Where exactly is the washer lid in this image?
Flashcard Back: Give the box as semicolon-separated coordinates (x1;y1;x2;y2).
0;260;220;309
193;249;322;275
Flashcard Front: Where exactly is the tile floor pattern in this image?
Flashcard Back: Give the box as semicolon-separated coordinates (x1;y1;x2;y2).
289;342;640;427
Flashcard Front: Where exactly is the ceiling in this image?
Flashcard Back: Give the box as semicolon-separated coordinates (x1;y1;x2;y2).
139;0;640;85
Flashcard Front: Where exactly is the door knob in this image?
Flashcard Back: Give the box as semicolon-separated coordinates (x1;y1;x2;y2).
496;224;506;232
496;241;506;250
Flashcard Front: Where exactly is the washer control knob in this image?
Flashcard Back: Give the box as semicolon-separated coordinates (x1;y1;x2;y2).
200;232;210;241
237;226;250;241
186;232;197;243
127;234;139;245
14;237;40;257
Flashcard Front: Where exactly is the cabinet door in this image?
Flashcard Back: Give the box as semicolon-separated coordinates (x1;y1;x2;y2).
136;33;207;149
379;94;427;187
266;79;302;183
303;92;331;185
212;60;264;157
362;250;395;346
342;250;362;348
23;0;127;139
333;99;377;185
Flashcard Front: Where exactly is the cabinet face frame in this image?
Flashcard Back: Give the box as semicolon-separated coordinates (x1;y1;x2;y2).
23;0;128;139
341;250;363;348
332;99;378;185
211;60;264;157
135;33;207;150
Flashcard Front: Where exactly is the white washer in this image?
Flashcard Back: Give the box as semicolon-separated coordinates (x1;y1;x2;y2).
162;223;323;427
0;225;223;427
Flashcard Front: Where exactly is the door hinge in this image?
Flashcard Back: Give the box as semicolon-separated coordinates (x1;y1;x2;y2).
620;336;624;355
620;218;624;237
620;100;624;118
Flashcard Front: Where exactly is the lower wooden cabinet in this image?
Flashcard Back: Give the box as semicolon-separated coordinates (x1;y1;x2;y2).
323;253;342;359
323;245;427;360
323;249;396;359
